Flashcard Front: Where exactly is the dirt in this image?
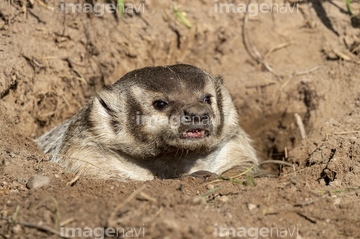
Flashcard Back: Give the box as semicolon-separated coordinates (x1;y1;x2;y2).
1;0;360;238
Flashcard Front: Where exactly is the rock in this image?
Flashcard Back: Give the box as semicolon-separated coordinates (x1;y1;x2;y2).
26;175;50;189
12;224;22;234
217;196;229;203
248;203;257;211
333;197;341;206
205;225;214;234
192;196;203;205
206;184;215;190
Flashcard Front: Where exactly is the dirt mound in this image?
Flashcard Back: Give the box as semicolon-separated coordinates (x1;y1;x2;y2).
1;0;360;238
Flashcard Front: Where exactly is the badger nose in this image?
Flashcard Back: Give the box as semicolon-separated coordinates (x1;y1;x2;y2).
182;105;210;124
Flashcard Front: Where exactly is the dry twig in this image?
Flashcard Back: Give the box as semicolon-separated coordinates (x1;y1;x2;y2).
294;113;307;139
1;217;69;239
242;0;274;74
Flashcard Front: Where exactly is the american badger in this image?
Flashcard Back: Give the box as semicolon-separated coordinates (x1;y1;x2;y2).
36;64;258;181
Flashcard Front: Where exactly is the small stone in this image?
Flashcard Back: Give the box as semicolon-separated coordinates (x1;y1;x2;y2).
344;35;355;48
206;184;215;190
192;196;203;205
205;225;214;234
248;203;257;211
217;196;229;203
12;224;22;234
26;175;50;189
333;198;341;206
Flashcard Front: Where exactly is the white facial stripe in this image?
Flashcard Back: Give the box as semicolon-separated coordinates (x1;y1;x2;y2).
203;77;217;96
130;85;146;98
131;85;164;101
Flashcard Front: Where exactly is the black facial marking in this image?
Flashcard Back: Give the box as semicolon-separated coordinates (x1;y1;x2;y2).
83;101;95;130
97;96;115;115
215;77;224;137
110;119;121;134
126;92;149;143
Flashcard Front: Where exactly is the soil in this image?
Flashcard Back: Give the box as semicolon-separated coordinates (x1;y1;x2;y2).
1;0;360;238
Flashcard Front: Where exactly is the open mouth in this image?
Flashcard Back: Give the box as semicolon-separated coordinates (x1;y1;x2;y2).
181;129;209;139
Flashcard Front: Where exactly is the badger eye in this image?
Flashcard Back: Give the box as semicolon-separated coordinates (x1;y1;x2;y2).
202;95;211;104
153;100;168;110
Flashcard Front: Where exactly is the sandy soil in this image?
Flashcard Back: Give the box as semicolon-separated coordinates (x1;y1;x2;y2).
1;0;360;238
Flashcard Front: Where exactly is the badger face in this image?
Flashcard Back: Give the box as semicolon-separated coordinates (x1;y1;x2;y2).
91;64;238;158
130;84;217;152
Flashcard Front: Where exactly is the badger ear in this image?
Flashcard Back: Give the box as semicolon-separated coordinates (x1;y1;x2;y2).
91;86;123;136
95;86;117;116
215;75;224;85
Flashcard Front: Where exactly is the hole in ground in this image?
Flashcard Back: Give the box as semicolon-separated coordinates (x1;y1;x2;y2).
241;112;311;175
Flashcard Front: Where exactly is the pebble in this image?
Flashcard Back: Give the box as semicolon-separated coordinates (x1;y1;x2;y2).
333;198;341;206
206;184;215;190
217;196;229;203
8;151;16;158
12;224;22;234
26;175;50;189
192;196;203;205
248;203;257;211
205;225;214;234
